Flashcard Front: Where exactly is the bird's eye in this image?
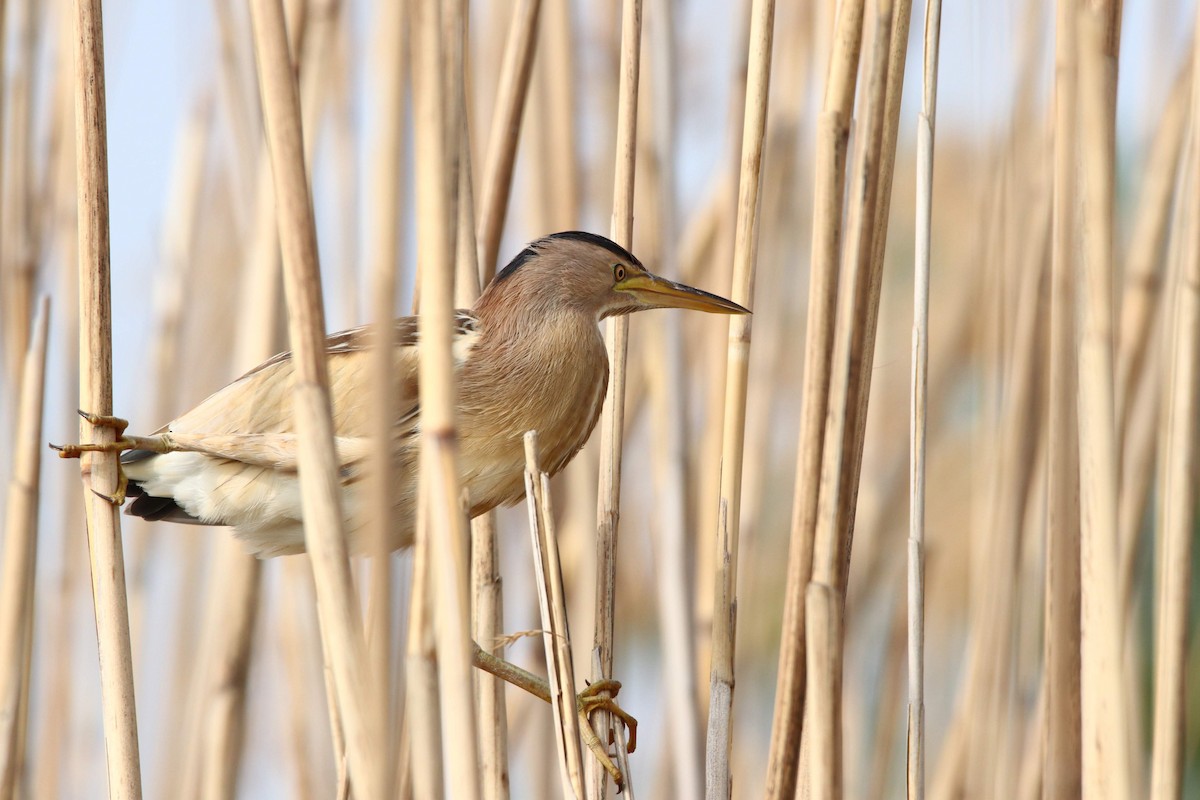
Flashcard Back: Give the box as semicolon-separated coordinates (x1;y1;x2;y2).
614;265;627;282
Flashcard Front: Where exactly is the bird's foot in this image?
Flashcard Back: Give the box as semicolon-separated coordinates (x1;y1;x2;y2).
50;410;164;505
577;679;638;792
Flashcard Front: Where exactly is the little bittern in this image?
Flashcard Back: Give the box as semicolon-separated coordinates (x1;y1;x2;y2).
55;230;748;785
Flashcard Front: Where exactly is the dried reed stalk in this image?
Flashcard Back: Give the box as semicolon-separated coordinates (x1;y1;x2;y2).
0;0;9;379
589;0;642;796
411;0;479;795
0;298;48;797
1074;8;1131;799
1148;15;1200;796
32;24;80;795
1043;0;1083;794
144;101;215;799
453;59;511;800
248;2;385;797
642;1;702;794
908;2;942;796
73;0;144;794
704;0;775;797
212;0;258;209
471;510;509;800
764;2;863;793
405;498;444;800
1116;65;1190;613
1116;66;1189;439
963;191;1049;799
198;550;262;800
523;432;586;798
444;21;509;795
2;0;38;387
475;0;541;280
806;2;893;796
363;1;407;792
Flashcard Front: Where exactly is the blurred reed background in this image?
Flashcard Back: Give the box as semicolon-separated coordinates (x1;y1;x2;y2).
0;0;1198;798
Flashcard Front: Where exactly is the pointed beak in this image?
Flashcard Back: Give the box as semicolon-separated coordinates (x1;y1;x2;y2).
617;273;750;314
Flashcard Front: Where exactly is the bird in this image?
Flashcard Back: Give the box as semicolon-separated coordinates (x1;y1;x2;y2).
58;231;747;555
54;230;748;787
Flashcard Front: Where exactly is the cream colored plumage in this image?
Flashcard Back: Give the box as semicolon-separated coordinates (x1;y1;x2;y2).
65;231;747;557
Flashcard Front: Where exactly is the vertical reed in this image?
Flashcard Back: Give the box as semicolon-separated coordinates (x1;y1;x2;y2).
1148;13;1200;797
807;2;894;796
475;0;541;280
1043;0;1083;794
1074;7;1131;799
248;2;384;798
363;1;406;794
704;0;776;796
589;0;642;796
764;2;863;793
909;1;942;796
74;0;143;794
523;432;586;798
0;298;48;797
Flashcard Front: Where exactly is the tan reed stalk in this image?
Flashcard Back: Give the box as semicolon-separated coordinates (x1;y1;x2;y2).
1043;0;1083;794
278;560;326;800
703;0;775;796
909;6;942;795
405;495;444;800
475;0;541;280
641;1;702;795
834;0;912;594
471;510;509;800
1074;9;1131;799
32;25;79;795
534;0;579;231
180;134;275;796
805;581;840;800
0;0;9;376
73;0;144;794
964;192;1049;799
248;2;385;797
1116;66;1190;613
588;0;642;797
0;297;48;798
1149;15;1200;796
1017;678;1047;800
411;0;480;795
150;101;223;800
806;3;893;797
363;1;406;791
427;0;477;796
197;550;261;800
1116;65;1190;439
522;432;586;798
764;2;864;793
212;0;258;210
454;64;512;800
2;0;38;386
865;591;905;800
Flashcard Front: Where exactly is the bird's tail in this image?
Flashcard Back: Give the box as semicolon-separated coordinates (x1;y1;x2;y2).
121;450;202;524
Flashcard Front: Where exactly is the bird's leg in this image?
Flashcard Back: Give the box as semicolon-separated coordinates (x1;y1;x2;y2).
52;410;175;458
49;410;176;505
471;641;638;789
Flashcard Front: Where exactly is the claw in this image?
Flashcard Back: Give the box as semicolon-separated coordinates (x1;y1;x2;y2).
575;679;638;791
91;468;128;505
77;409;130;436
53;410;139;505
578;679;638;753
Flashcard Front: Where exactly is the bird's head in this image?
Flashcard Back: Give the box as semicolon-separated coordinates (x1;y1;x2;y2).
480;231;749;321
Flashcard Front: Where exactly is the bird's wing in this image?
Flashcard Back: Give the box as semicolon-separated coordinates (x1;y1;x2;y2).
164;311;479;447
